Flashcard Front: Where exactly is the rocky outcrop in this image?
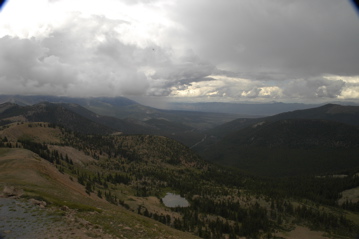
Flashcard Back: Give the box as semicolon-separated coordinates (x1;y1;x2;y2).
1;185;23;198
29;198;47;208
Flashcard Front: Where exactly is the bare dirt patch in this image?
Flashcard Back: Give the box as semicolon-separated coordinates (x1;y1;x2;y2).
48;145;95;165
338;186;359;205
0;148;90;200
0;197;115;239
3;115;27;123
0;122;63;144
276;226;327;239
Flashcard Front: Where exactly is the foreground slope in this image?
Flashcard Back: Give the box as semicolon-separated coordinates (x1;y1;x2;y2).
1;121;359;238
0;125;200;239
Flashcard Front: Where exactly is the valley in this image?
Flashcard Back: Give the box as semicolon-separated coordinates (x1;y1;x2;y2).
1;97;359;238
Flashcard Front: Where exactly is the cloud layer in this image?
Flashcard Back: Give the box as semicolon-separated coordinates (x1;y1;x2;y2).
0;0;358;103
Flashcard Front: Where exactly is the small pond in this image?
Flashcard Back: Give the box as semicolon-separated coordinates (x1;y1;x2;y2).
162;193;189;208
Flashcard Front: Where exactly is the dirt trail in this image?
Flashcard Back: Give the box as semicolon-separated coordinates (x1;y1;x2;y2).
0;197;114;239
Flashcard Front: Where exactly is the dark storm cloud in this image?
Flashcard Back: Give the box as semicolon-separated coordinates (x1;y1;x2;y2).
0;0;358;102
283;77;346;99
0;36;75;89
0;13;215;97
0;15;150;96
149;50;216;95
169;0;359;78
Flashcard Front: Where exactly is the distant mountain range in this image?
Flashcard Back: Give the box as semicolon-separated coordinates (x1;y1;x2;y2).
1;95;359;177
0;95;241;130
0;102;206;147
166;101;325;115
207;103;359;138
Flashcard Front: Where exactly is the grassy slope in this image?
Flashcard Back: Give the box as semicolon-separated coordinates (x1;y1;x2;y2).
0;124;199;239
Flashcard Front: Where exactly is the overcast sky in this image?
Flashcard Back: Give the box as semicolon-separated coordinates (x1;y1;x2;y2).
0;0;358;105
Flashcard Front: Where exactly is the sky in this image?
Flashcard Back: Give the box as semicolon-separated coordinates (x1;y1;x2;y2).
0;0;358;106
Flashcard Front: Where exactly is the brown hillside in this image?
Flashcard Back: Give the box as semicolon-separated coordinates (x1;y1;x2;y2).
48;145;95;165
0;125;200;239
0;148;200;239
0;122;63;144
0;147;89;199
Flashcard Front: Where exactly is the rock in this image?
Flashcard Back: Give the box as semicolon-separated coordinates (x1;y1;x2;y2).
29;198;47;208
61;205;70;211
2;186;23;198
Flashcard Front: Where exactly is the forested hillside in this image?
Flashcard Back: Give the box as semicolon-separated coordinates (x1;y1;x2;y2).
198;104;359;177
207;104;359;138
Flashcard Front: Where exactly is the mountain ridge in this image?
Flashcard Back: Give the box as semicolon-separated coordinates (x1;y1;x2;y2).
0;95;241;130
0;101;207;146
200;104;359;177
208;103;359;138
